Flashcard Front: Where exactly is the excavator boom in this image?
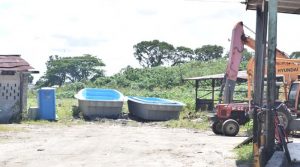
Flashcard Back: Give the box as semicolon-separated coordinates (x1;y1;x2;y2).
222;21;294;103
222;22;244;103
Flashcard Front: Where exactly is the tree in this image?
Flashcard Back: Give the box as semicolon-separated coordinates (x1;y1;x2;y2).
133;40;175;67
240;48;254;70
44;55;67;86
28;74;34;84
224;48;253;60
194;45;224;61
223;48;253;70
241;48;253;62
169;46;194;66
290;51;300;59
37;54;105;87
64;54;105;82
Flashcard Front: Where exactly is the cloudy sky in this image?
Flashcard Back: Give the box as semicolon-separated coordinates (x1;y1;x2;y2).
0;0;299;81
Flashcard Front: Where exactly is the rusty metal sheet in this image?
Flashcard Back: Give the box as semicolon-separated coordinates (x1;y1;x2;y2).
0;62;31;68
0;66;33;71
246;0;300;15
0;55;33;71
0;59;24;63
184;71;248;81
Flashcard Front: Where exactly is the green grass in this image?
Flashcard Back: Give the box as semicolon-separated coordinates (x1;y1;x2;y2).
0;125;22;132
56;98;77;120
27;97;38;108
28;97;77;120
235;143;253;165
239;120;253;136
24;97;83;125
163;110;210;130
21;120;55;125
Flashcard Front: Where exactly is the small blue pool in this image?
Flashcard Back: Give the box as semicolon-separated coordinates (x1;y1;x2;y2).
75;88;124;119
75;88;123;101
128;96;180;105
127;96;185;121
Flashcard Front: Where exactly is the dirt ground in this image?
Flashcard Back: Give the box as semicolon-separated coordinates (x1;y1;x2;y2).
0;122;248;167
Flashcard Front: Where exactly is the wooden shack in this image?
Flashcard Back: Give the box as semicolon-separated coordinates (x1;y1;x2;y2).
0;55;34;123
185;71;248;111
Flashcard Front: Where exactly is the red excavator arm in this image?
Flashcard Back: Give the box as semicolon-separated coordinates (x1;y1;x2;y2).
221;21;290;103
222;22;245;103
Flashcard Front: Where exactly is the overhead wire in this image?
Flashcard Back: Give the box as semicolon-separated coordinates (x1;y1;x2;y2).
243;24;256;35
184;0;246;4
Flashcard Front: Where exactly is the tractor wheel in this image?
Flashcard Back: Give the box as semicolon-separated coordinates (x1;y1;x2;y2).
212;121;223;135
277;106;292;132
222;119;239;136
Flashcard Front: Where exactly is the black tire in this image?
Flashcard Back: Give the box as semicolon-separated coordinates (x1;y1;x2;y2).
277;105;292;132
212;121;223;135
222;119;240;136
278;125;292;163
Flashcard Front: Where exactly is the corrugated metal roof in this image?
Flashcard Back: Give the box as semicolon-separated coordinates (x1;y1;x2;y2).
184;71;248;81
0;55;33;72
246;0;300;14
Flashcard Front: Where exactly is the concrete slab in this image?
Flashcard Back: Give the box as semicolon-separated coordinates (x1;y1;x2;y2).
265;151;287;167
291;163;300;167
288;142;300;162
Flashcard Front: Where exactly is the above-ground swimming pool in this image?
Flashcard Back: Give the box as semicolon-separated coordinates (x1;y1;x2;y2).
75;88;124;119
127;96;185;121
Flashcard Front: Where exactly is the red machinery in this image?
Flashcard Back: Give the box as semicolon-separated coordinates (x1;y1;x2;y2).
211;22;300;136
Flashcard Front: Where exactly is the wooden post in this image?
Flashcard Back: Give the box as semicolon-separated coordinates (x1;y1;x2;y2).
19;72;24;122
253;6;264;143
253;3;268;166
212;79;215;103
195;80;199;111
218;75;226;104
19;72;29;123
266;0;278;161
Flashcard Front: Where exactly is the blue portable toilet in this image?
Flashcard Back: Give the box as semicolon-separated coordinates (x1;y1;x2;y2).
38;87;56;120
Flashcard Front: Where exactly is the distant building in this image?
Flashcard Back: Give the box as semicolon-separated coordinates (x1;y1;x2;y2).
0;55;35;123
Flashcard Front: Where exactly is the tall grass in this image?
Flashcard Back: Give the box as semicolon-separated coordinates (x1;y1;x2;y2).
235;144;253;165
56;98;77;121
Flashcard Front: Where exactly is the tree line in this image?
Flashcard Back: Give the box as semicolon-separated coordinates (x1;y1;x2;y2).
133;40;224;67
37;39;299;87
36;40;227;87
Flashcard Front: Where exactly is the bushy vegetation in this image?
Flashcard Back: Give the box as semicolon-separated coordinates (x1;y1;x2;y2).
27;58;240;127
94;59;227;90
28;55;251;123
41;59;231;112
